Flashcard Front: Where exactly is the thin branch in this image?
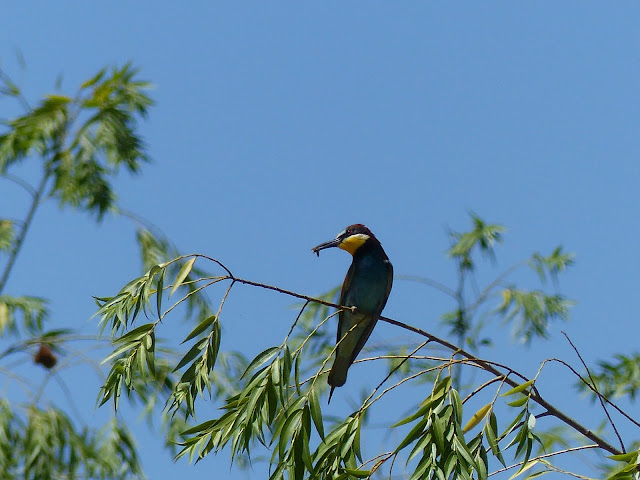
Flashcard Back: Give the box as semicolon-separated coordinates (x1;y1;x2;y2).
0;173;37;197
545;357;640;429
466;260;527;315
53;372;85;424
360;340;430;409
562;331;625;453
0;171;49;296
488;444;599;477
283;300;310;344
395;274;458;298
462;376;502;404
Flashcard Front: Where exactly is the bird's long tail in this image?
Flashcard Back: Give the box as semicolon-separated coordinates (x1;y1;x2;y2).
327;356;350;403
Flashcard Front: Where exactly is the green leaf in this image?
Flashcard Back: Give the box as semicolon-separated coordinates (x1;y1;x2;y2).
607;452;639;462
344;469;371;478
170;257;196;297
454;436;478;471
509;460;539;480
393;377;450;427
80;67;107;89
174;338;207;372
45;94;72;104
353;414;363;462
294;351;302;394
507;396;529;408
450;388;463;422
182;314;217;344
432;415;445;453
156;270;164;317
485;413;505;466
308;388;324;439
524;469;551;479
501;380;534;397
396;417;429;452
0;219;15;251
242;346;280;379
278;409;303;459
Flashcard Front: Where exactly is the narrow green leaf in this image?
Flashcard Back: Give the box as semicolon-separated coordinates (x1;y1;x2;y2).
271;357;281;387
174;338;207;372
396;417;429;453
507;396;529;408
45;94;72;104
282;344;292;387
475;450;488;480
410;455;433;480
501;380;534;397
432;415;445;453
443;453;457;479
509;460;539;480
80;67;107;89
113;323;155;344
279;409;303;459
524;470;551;479
344;469;371;478
454;436;478;470
182;314;217;344
156;270;164;318
354;414;363;462
170;257;196;297
500;410;526;440
607;452;639;462
242;346;280;379
393;378;450;427
450;389;463;422
308;388;324;439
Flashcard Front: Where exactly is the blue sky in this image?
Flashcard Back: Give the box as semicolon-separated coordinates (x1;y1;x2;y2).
2;3;639;479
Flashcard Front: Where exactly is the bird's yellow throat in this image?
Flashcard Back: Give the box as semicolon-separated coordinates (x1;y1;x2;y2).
338;233;370;255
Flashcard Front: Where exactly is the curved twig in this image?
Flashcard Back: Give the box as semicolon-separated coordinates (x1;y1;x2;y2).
395;274;458;299
488;444;599;477
562;331;625;453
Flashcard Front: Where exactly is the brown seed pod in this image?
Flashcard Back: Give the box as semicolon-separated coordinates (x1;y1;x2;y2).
34;343;57;369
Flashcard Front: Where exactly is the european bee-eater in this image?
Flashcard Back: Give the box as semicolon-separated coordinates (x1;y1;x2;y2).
312;224;393;402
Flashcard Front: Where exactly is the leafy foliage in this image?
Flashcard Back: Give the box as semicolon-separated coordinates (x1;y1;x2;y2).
0;63;152;219
0;295;48;336
0;219;14;251
94;215;640;480
580;353;640;401
496;288;573;343
0;400;142;480
0;63;157;480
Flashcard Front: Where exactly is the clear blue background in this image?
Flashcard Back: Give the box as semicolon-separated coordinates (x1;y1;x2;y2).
1;3;639;478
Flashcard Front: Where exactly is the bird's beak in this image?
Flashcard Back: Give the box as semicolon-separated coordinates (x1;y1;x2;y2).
312;238;341;256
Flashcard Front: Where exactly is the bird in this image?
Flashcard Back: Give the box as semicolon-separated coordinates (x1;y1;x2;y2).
312;224;393;403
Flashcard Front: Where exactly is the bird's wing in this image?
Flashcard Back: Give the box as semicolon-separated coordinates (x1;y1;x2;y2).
336;262;355;344
343;259;393;366
379;259;393;313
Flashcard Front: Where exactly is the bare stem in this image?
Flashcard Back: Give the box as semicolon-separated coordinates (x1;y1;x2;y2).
488;444;599;477
562;331;626;452
0;171;49;296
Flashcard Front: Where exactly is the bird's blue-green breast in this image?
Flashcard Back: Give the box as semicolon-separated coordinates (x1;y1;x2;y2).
342;251;391;314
